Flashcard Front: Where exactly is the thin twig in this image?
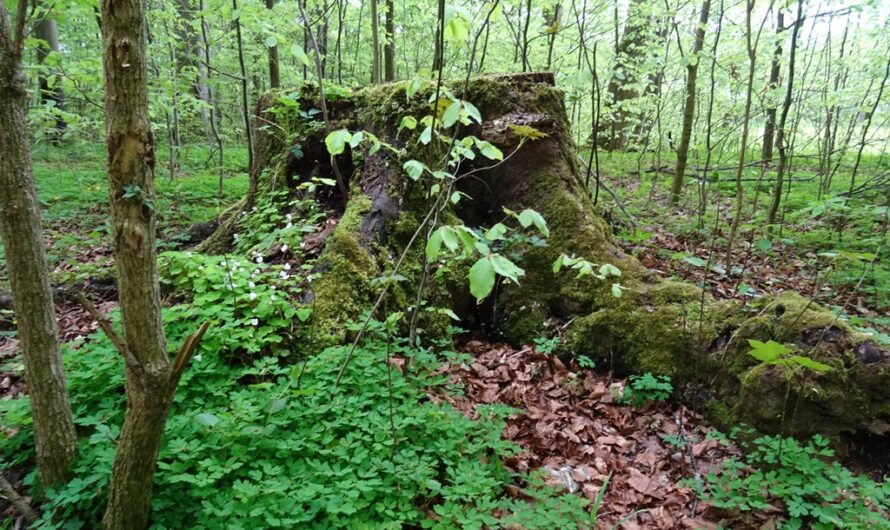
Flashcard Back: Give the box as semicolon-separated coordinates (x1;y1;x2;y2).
0;470;37;523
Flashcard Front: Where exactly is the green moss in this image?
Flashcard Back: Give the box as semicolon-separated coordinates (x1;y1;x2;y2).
309;194;377;348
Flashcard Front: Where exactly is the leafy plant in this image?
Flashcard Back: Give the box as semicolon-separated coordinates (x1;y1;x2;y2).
701;432;890;529
619;373;673;406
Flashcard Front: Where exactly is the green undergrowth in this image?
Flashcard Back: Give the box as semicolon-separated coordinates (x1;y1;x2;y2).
0;142;250;284
694;430;890;529
1;323;590;528
599;149;889;339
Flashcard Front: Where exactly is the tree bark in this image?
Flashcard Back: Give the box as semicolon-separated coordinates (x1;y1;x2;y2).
383;0;394;82
603;0;649;150
265;0;280;88
100;0;207;526
670;0;711;204
767;1;801;227
33;11;66;140
762;10;783;165
370;0;380;83
0;0;77;488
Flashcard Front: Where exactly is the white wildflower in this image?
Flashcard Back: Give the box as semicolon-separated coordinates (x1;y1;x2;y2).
249;292;257;300
283;263;291;271
248;281;256;289
281;244;289;253
255;256;264;264
250;318;259;326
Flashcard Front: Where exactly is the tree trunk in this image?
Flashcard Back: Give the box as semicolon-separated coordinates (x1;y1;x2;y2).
370;0;380;83
0;1;78;488
265;0;280;88
226;72;889;445
603;0;649;151
670;0;711;204
762;10;783;165
100;0;206;526
173;0;212;141
725;0;758;267
33;12;66;140
383;0;394;82
767;1;801;227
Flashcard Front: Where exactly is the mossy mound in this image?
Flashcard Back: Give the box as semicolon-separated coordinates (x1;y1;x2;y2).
208;72;889;442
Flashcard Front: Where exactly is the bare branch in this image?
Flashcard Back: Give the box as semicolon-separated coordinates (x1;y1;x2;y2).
73;291;140;369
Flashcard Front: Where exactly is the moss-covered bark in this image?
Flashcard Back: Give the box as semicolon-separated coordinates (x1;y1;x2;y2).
211;72;889;442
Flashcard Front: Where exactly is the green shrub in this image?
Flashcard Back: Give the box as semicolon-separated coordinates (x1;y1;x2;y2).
699;432;890;529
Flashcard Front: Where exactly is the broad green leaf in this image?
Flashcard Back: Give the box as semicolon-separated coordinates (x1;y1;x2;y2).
195;413;220;427
264;35;278;48
789;356;832;373
611;283;624;298
477;140;503;161
419;126;432;145
469;258;495;303
403;160;425;180
406;79;422;100
325;129;352;156
463;101;482;124
426;227;445;262
489;254;524;282
485;223;508;240
349;131;364;148
517;209;549;236
443;100;461;127
399;115;417;131
747;339;789;363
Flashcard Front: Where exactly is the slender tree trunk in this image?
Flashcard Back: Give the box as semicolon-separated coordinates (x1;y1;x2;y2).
762;9;783;164
767;0;802;228
670;0;711;204
0;1;77;488
265;0;280;88
698;0;724;229
383;0;394;81
100;0;208;525
725;0;759;266
432;0;444;72
173;0;212;142
521;0;531;72
33;12;66;140
846;52;890;199
545;3;561;70
198;0;225;195
232;0;254;178
370;0;380;83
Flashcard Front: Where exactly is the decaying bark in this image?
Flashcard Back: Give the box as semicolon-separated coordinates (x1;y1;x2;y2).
211;72;889;446
0;0;78;487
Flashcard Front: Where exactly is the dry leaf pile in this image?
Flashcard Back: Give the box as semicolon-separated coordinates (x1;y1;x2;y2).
431;340;746;529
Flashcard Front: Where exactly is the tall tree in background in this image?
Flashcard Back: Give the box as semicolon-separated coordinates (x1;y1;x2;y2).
670;0;711;204
370;0;380;83
265;0;280;88
0;0;78;488
762;9;783;164
100;0;207;525
383;0;394;82
33;7;66;140
603;0;649;150
767;0;802;227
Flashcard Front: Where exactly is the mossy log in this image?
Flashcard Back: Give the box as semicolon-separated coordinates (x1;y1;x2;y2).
209;72;889;443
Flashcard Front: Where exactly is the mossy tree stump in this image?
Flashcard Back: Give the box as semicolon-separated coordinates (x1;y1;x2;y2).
207;72;889;444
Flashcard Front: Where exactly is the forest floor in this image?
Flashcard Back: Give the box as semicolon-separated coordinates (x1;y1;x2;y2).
1;143;888;528
593;151;889;342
